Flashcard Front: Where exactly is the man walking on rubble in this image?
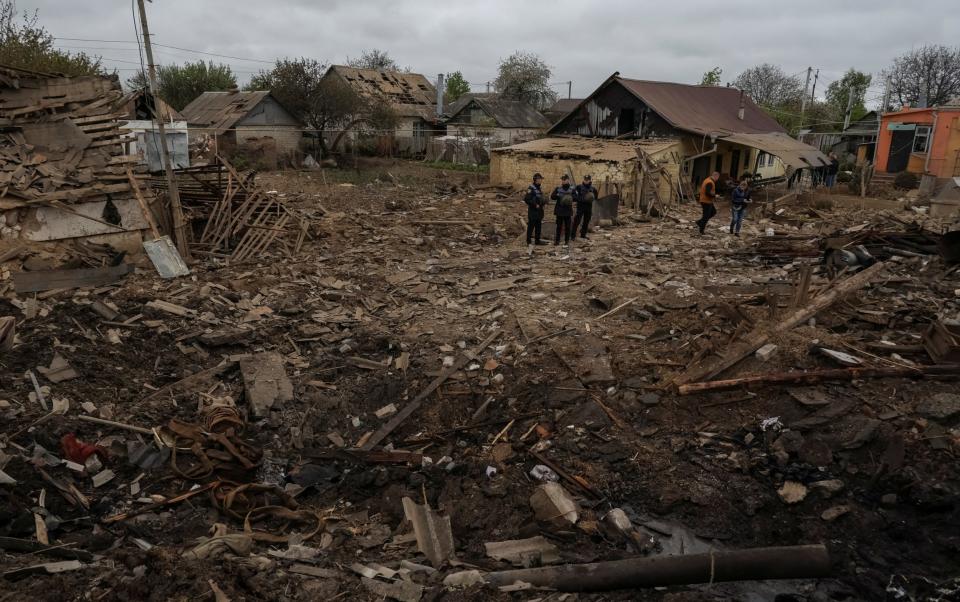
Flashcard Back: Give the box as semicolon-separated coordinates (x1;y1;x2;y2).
551;174;576;248
730;179;750;236
696;171;719;235
572;174;597;241
524;172;547;249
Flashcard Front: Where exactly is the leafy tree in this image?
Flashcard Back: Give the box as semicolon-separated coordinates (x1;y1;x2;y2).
127;61;237;111
445;70;470;102
700;67;722;86
347;49;402;71
249;58;398;154
0;1;103;76
825;69;872;123
733;63;804;107
886;44;960;107
494;51;556;110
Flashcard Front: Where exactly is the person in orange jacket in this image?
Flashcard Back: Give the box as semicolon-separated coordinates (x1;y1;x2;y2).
696;171;719;235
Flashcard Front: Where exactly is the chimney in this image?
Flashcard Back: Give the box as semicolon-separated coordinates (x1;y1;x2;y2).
436;73;444;118
737;89;745;120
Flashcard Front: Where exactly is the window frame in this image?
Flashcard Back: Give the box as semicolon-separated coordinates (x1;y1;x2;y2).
912;125;931;153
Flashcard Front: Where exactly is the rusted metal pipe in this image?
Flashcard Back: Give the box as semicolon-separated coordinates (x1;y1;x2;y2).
484;544;831;591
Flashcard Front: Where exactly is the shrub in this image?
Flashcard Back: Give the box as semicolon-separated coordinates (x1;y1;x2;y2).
894;172;918;189
837;171;852;183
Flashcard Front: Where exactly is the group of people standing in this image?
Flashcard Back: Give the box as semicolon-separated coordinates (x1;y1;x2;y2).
523;172;597;248
521;169;759;248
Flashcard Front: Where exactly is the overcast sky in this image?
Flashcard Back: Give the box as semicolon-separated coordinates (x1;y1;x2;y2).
27;0;960;106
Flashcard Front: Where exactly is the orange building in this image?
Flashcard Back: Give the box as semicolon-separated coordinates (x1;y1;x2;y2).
876;106;960;178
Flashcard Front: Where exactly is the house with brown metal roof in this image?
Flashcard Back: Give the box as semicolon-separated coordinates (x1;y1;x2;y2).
322;65;440;155
180;90;303;164
443;96;551;144
549;73;828;184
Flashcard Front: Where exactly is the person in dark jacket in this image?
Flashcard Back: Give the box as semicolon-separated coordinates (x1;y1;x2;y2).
729;179;750;236
572;175;597;240
824;153;839;188
550;174;576;246
523;173;547;246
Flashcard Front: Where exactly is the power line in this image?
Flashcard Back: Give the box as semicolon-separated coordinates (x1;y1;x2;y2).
54;36;275;64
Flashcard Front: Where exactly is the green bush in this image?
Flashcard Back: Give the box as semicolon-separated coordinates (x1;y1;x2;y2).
894;172;918;189
837;171;852;183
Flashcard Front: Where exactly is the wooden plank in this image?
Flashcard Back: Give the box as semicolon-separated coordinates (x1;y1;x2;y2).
360;329;502;451
13;263;133;293
673;263;886;386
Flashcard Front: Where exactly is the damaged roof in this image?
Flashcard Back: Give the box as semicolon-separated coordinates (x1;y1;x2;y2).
180;91;297;133
491;136;681;163
327;65;437;120
616;77;785;136
445;97;551;129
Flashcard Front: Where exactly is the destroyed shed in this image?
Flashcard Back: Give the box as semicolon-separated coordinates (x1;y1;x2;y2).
549;73;828;184
443;96;550;144
0;63;153;253
490;136;682;211
180;90;303;168
322;65;440;155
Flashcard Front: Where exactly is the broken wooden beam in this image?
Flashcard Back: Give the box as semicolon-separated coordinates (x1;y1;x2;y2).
677;364;960;395
674;262;885;386
13;263;134;294
482;544;830;591
361;329;502;450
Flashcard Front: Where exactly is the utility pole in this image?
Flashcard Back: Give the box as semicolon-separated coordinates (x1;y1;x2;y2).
809;68;819;105
799;66;813;123
136;0;190;261
567;81;572;100
843;86;855;129
881;75;891;113
486;81;490;94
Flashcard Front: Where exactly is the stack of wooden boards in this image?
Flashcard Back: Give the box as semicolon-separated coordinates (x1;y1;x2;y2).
149;157;305;263
0;64;155;244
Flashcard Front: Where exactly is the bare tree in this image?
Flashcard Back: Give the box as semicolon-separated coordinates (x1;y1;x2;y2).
494;51;557;110
733;63;804;107
886;45;960;107
346;49;403;71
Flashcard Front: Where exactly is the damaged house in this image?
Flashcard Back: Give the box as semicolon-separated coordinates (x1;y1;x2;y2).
0;63;153;254
443;95;551;145
180;90;303;168
322;65;440;155
549;73;828;185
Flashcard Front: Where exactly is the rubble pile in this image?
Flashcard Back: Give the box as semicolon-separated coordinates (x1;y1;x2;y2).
1;161;959;600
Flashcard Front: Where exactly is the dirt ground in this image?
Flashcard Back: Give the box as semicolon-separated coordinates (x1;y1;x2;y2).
1;158;959;601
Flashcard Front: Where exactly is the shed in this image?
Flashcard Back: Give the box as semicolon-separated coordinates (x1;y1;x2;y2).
180;90;303;165
490;137;683;210
543;98;584;124
444;96;551;144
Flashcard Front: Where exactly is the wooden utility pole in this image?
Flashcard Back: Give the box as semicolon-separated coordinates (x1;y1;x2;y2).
799;66;813;124
136;0;191;261
808;68;819;105
843;86;855;129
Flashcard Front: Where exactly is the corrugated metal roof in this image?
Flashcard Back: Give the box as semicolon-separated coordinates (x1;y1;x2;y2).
547;98;583;115
722;132;829;167
180;91;272;132
328;65;437;120
615;77;785;136
491;136;681;163
445;97;551;128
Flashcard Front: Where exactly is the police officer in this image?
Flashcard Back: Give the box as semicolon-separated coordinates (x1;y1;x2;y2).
550;174;576;247
524;172;547;247
572;174;597;240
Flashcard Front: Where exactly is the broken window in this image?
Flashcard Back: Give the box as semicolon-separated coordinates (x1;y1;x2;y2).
913;125;931;153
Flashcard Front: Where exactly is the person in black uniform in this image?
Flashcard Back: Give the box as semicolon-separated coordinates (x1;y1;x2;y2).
550;174;576;246
524;173;547;246
572;174;597;240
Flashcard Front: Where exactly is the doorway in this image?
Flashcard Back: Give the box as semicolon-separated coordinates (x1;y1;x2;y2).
618;109;635;136
692;156;711;185
729;149;740;178
886;129;914;172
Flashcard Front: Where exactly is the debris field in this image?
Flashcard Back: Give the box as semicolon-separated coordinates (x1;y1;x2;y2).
2;160;960;601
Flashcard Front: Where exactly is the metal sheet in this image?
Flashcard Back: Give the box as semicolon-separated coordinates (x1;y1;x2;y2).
142;235;190;279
